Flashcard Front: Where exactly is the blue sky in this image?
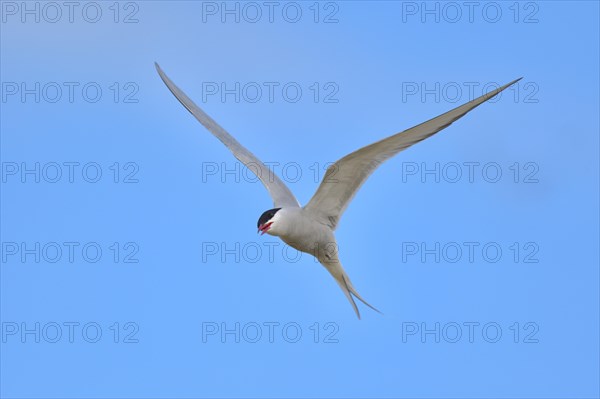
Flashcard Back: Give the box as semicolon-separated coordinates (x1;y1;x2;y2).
1;1;599;398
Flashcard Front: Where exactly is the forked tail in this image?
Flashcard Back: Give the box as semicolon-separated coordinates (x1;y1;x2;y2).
320;259;382;319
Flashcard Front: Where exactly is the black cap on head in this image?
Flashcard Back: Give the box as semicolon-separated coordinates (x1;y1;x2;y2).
257;208;281;228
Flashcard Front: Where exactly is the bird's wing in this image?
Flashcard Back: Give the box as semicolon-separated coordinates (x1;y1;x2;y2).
304;78;521;229
155;63;300;208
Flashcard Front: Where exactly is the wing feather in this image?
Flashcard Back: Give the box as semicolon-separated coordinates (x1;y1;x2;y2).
304;78;522;229
155;63;300;208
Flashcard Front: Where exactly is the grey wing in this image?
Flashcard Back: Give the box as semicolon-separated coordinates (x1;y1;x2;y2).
155;63;300;208
304;78;522;229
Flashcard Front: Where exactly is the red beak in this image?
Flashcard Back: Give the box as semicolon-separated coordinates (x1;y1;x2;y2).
258;222;273;235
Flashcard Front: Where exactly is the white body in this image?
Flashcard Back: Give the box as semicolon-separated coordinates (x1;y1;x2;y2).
267;207;333;258
266;206;376;317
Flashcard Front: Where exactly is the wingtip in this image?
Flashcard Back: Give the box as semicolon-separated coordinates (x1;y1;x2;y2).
484;77;523;99
504;77;520;85
506;77;523;87
154;62;171;86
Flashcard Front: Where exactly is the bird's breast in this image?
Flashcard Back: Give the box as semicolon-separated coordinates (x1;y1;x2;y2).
276;209;336;258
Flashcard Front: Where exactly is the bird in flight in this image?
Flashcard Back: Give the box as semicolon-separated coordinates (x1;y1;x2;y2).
156;63;520;319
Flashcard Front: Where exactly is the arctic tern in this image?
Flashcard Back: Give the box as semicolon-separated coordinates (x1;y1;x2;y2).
156;63;520;319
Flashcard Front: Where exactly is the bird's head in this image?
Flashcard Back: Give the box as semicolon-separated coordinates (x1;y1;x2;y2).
257;208;282;236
